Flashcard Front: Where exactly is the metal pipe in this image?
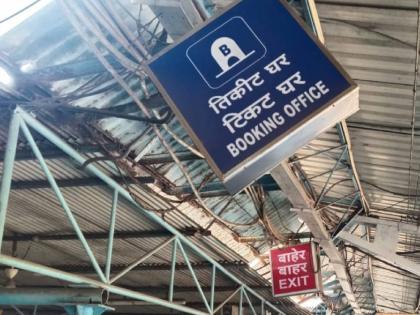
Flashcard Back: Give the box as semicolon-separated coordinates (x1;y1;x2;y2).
108;299;186;306
58;105;171;124
14;108;285;315
19;119;107;283
105;190;118;282
0;288;102;305
140;152;202;165
0;113;20;252
110;236;175;284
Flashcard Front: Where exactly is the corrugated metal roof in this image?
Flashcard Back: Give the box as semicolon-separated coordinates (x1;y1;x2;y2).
0;1;310;314
1;0;420;314
311;1;420;312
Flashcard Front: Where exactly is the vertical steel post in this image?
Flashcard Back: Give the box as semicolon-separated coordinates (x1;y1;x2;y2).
177;239;211;313
169;237;178;303
210;264;216;313
261;300;265;315
243;289;257;315
239;287;243;315
0;113;20;252
105;190;118;281
19;119;107;283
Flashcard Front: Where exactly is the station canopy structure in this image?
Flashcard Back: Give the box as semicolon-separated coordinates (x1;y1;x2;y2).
0;1;419;315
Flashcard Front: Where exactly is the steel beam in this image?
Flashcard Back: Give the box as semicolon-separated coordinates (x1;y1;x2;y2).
15;285;269;294
163;175;279;197
0;288;102;305
106;190;118;281
268;0;375;312
25;260;247;274
350;216;420;236
236;232;312;243
2;227;210;242
0;108;287;315
271;162;362;314
20;118;107;283
0;113;21;251
339;231;420;277
10;176;155;190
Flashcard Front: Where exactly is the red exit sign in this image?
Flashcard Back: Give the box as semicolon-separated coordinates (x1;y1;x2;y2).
270;242;322;297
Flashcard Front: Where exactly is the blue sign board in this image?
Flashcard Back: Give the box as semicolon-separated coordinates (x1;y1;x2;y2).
148;0;356;193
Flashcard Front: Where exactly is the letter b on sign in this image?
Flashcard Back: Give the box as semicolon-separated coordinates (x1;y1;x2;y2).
211;37;248;74
219;44;231;56
186;17;266;89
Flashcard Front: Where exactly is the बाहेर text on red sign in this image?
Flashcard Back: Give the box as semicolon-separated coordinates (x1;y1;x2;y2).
269;242;321;297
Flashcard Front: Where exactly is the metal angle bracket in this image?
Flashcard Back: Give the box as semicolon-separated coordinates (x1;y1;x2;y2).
338;216;420;277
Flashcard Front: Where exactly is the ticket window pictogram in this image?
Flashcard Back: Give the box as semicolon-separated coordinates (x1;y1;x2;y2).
187;17;267;89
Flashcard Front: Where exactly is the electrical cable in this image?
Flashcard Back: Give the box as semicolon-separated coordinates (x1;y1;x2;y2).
115;0;168;48
84;126;179;212
61;0;263;228
104;0;151;58
154;111;205;159
83;0;147;63
0;0;42;24
65;1;145;76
